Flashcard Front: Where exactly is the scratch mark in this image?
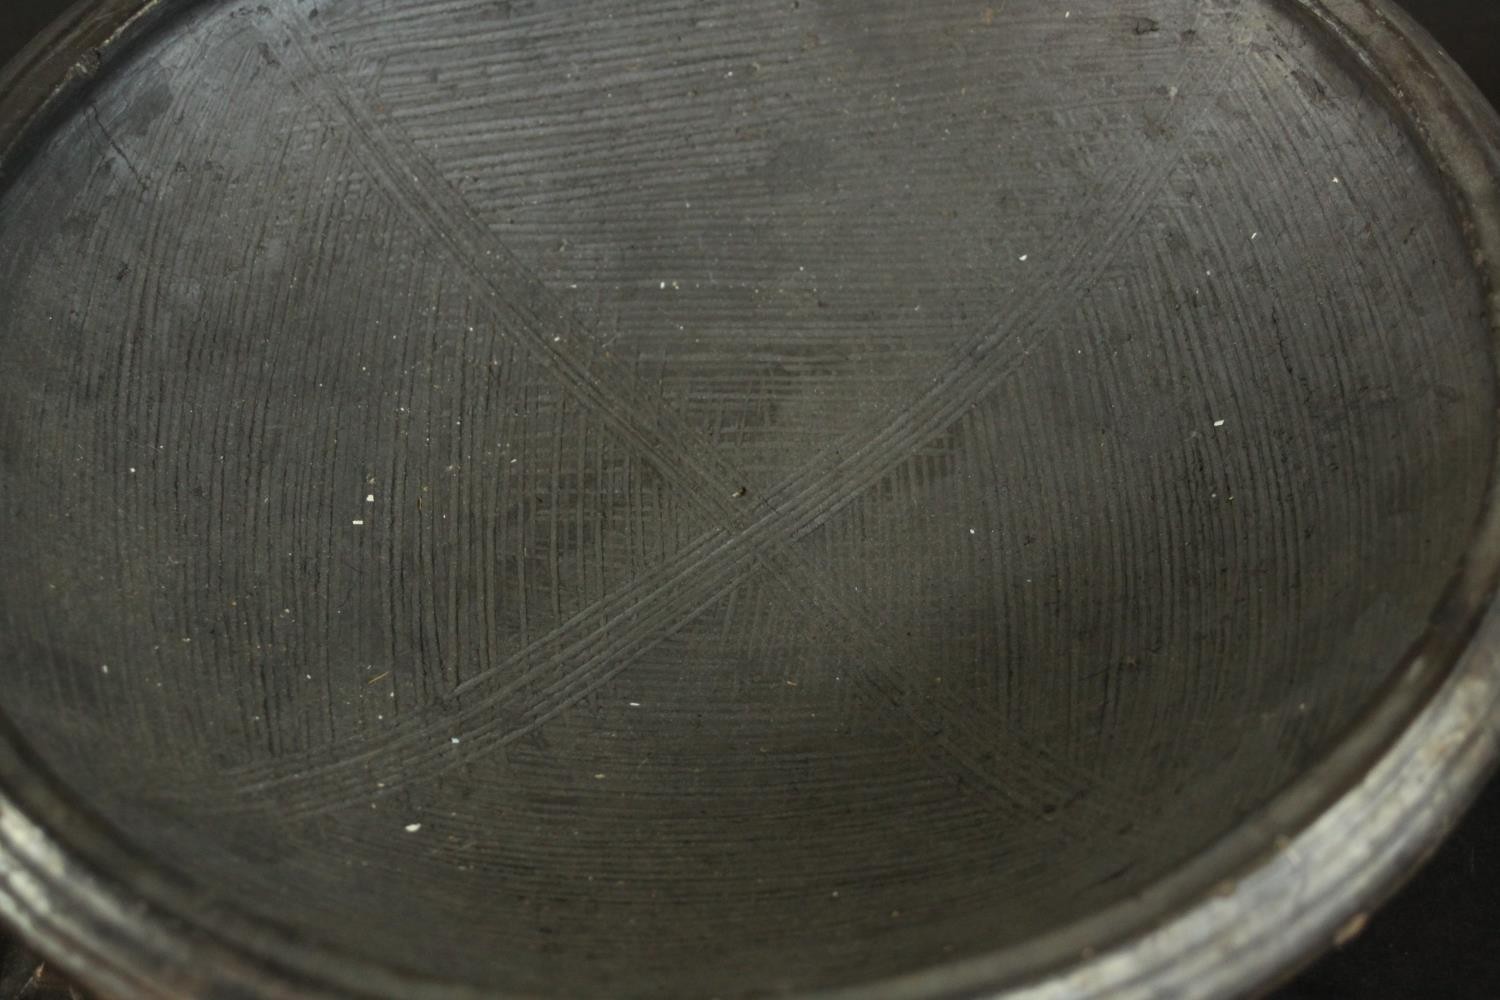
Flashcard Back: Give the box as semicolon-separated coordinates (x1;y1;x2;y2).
89;105;150;192
227;4;1237;825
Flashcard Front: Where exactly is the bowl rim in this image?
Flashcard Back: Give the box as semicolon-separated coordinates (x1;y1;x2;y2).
1;0;1498;997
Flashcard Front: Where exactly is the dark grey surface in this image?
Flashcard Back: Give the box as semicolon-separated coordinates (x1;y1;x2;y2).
0;0;1497;997
1262;6;1500;995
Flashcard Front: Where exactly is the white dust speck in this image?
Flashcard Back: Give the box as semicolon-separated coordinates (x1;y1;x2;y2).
1251;231;1260;240
101;664;109;675
450;737;461;744
1331;176;1341;184
660;281;667;289
352;519;365;526
1213;419;1226;428
1168;84;1179;99
593;773;607;779
969;528;977;535
629;702;641;707
366;494;375;503
1065;10;1071;17
404;823;422;833
1018;254;1029;261
128;467;137;474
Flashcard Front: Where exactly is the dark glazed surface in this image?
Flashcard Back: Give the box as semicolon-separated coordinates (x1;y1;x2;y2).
0;0;1494;995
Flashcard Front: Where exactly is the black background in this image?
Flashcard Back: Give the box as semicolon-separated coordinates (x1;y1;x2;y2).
0;1;1497;997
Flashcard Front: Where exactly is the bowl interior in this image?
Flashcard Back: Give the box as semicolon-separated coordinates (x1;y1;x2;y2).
0;0;1493;995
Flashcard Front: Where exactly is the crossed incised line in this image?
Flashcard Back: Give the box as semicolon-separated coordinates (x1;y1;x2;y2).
226;3;1238;821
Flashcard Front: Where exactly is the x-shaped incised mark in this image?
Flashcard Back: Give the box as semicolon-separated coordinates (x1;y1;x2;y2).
230;4;1236;822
